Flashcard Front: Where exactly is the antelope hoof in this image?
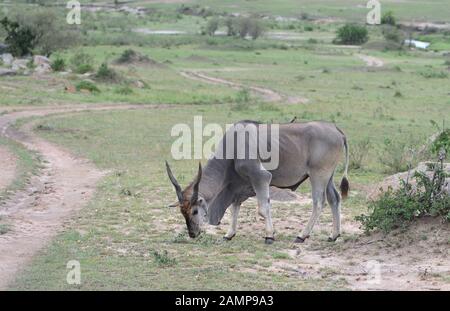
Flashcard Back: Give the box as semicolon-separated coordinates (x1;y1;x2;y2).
327;234;341;242
223;234;235;241
265;237;275;245
294;235;309;243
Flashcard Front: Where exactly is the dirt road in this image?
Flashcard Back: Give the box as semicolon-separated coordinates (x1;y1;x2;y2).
180;70;309;104
0;104;164;290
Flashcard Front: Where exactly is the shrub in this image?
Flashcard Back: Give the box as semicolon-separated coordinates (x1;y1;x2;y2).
356;157;450;234
114;85;133;95
152;250;176;266
76;80;100;93
232;88;251;111
349;138;371;170
335;24;368;45
51;57;65;72
70;52;94;74
205;17;219;36
431;129;450;156
115;49;149;64
419;69;448;79
95;62;120;83
378;137;417;173
382;25;404;44
381;11;396;26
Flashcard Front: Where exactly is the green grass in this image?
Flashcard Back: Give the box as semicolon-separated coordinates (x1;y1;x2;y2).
0;137;39;203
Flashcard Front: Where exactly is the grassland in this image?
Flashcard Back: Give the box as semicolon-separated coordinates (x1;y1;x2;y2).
1;0;449;290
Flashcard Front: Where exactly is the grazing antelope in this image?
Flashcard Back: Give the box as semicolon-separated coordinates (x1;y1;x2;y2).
166;120;349;244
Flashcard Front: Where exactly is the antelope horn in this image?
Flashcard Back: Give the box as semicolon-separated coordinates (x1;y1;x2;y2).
165;161;183;204
190;162;202;204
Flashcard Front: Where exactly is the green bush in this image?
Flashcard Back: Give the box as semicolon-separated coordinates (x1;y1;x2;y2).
382;25;404;44
419;69;448;79
51;57;65;72
356;158;450;234
381;11;396;26
115;49;148;64
431;129;450;156
95;62;120;83
152;250;176;266
335;24;368;45
70;52;94;74
114;85;133;95
76;80;100;93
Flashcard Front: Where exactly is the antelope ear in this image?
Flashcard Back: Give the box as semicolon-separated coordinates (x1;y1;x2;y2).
190;162;202;204
167;201;179;208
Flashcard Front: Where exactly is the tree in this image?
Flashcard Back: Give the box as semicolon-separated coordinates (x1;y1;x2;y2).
0;17;36;56
335;24;368;45
381;11;396;26
248;19;265;40
382;25;405;45
225;17;237;36
205;17;219;36
0;11;77;57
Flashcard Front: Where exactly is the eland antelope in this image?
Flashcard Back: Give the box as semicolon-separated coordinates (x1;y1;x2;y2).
166;120;349;244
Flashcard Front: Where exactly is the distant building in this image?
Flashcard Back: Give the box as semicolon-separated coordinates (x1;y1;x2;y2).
404;40;430;49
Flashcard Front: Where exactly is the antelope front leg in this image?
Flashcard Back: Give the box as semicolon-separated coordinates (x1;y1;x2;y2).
257;197;274;244
224;203;240;241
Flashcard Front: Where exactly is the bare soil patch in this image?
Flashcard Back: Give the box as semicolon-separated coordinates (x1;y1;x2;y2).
357;54;384;68
207;193;449;290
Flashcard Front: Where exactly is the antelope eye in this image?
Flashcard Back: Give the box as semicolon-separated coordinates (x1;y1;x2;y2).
192;210;198;215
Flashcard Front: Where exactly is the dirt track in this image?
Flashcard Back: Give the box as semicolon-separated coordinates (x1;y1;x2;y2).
0;104;164;290
180;70;309;104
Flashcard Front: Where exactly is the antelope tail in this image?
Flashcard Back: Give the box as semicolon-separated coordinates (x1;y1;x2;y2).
339;135;350;199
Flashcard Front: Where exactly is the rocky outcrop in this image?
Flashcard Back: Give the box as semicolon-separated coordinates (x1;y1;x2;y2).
368;162;450;200
0;54;52;76
0;68;16;76
1;53;14;66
